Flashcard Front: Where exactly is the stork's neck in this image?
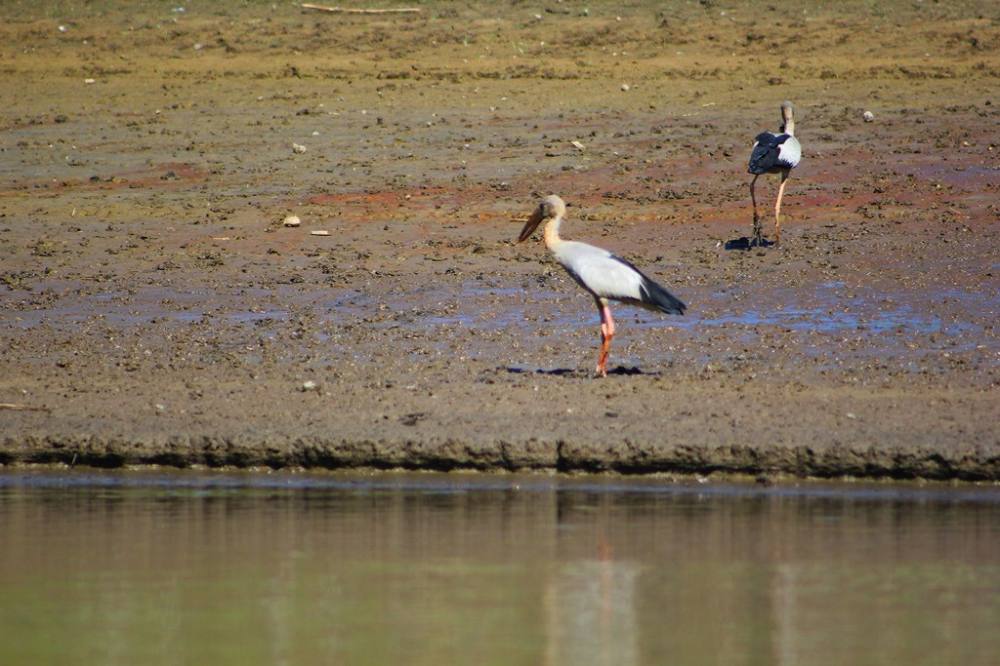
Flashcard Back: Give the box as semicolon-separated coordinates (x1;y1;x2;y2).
543;214;563;250
782;118;795;136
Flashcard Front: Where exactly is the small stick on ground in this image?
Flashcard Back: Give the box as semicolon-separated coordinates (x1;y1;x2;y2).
301;3;421;14
0;403;51;412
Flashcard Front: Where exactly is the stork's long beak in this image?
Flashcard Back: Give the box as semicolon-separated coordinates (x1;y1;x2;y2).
517;206;545;243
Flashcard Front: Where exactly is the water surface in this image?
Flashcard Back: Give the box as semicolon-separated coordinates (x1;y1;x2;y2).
1;470;997;665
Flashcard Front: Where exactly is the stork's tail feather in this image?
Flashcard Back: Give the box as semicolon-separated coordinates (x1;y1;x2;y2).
640;277;686;315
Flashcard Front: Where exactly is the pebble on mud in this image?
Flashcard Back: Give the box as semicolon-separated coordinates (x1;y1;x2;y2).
301;380;318;392
571;140;585;150
621;83;630;92
310;230;330;236
282;215;301;227
292;143;307;154
863;110;875;122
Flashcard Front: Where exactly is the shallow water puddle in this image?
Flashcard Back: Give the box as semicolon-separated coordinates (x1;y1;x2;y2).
3;278;995;370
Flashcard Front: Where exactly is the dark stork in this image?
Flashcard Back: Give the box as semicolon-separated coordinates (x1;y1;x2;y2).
517;195;686;377
748;101;801;246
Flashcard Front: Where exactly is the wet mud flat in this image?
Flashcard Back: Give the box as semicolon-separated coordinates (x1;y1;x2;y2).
0;1;998;479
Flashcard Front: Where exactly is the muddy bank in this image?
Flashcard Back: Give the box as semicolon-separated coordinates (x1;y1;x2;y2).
1;1;998;480
2;435;997;481
2;356;996;478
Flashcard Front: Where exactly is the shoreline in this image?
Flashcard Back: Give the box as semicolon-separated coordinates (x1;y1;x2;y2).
2;435;996;482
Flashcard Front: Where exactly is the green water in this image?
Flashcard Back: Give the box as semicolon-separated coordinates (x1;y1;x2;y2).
0;471;997;665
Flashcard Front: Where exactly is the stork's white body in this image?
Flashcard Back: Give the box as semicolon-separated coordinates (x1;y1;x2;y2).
549;237;646;307
750;132;801;172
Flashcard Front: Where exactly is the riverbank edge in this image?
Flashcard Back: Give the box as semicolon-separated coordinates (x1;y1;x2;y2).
1;436;996;482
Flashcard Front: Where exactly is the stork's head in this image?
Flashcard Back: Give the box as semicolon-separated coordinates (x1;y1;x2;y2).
780;101;795;134
518;194;566;242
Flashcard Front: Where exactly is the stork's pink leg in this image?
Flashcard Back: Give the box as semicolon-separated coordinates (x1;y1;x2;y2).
749;174;762;246
596;303;616;377
774;169;789;246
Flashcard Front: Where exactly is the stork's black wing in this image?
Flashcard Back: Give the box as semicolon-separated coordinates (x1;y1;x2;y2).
609;255;686;315
748;131;791;174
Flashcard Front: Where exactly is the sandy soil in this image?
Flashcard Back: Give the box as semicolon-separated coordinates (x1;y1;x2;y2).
1;1;998;479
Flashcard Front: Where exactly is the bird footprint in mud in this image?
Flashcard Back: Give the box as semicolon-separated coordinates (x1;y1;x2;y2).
400;413;426;426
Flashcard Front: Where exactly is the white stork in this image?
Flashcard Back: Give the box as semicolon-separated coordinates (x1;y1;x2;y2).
748;101;801;246
517;195;686;377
